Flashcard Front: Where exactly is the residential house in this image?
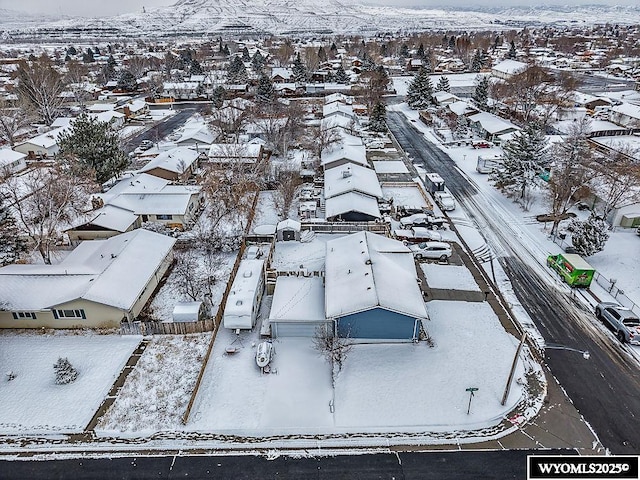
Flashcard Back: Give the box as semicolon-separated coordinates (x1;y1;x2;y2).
207;143;265;167
162;81;201;100
271;67;294;83
13;126;68;159
0;229;176;329
269;276;329;337
491;59;528;80
138;147;201;181
609;103;640;129
0;148;27;174
320;142;368;171
324;231;428;342
467;112;520;143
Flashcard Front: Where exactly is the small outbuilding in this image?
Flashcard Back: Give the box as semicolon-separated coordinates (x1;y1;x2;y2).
172;301;206;323
276;219;301;242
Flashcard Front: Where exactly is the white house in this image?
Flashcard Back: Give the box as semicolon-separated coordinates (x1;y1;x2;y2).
0;148;27;174
321;143;368;170
491;59;528;80
13;126;68;159
324;162;382;200
138;147;201;181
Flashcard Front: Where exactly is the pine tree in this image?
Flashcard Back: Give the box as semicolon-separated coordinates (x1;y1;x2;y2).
67;46;77;56
330;42;338;55
57;113;129;185
570;214;609;257
222;44;230;57
473;75;490;110
406;68;432;109
226;56;248;84
292;52;307;83
436;75;450;92
256;74;276;104
211;85;226;108
102;55;117;82
471;49;483;72
399;43;409;58
83;48;95;63
251;51;265;73
241;47;250;62
0;197;27;266
491;122;547;202
369;102;387;132
54;357;78;385
334;65;350;84
508;40;517;59
318;46;327;63
189;59;203;76
116;70;137;91
417;43;425;59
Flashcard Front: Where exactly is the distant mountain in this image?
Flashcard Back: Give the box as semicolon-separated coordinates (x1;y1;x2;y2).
1;1;640;40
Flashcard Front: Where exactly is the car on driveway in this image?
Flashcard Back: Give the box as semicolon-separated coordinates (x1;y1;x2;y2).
399;213;445;229
408;241;452;261
595;302;640;345
394;226;443;243
434;192;456;211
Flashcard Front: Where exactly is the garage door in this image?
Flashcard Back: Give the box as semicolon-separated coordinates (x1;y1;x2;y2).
273;322;327;337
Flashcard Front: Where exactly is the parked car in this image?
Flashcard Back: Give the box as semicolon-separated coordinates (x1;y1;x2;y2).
434;192;456;211
408;241;452;261
394;227;443;243
399;212;445;229
595;302;640;345
472;140;491;149
139;140;153;150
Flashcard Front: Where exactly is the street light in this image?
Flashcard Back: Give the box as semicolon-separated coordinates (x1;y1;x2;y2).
545;344;590;360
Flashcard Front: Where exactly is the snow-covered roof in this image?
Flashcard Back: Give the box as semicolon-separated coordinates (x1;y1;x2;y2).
448;100;478;117
224;259;264;318
71;204;139;232
320;114;360;133
0;148;26;167
271;67;293;80
208;143;262;160
174;120;216;145
611;102;640;121
108;188;200;216
491;59;528;76
277;219;301;231
139;147;200;175
90;110;125;124
324;163;382;200
433;91;459;104
468;112;520;135
323;102;356;119
87;103;116;112
325;191;381;219
17;126;68;150
324;92;353;105
99;173;170;203
320;143;367;168
0;229;176;312
590;135;640;160
324;232;427;320
172;301;203;322
269;276;326;322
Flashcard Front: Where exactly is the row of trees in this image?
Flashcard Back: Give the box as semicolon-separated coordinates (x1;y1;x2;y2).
406;68;451;110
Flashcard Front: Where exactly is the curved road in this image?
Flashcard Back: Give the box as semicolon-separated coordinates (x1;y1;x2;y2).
387;111;640;454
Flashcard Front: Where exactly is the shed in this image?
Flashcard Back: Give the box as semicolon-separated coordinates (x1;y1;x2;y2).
172;301;206;322
277;219;301;242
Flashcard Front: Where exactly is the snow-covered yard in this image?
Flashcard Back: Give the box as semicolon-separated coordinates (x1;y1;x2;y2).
97;333;211;434
0;333;140;434
186;299;528;436
421;263;481;291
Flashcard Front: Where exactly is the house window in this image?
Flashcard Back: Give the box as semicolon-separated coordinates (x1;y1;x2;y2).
156;214;173;220
11;311;37;320
55;309;85;319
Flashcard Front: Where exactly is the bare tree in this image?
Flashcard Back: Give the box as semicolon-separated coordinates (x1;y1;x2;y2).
546;118;598;235
273;165;301;218
208;102;249;140
15;55;67;125
3;163;97;264
503;64;554;123
314;121;343;159
0;98;34;146
592;143;640;220
312;325;353;385
173;249;206;301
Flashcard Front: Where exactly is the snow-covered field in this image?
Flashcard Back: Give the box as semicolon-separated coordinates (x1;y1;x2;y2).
0;333;140;434
186;300;529;436
97;333;211;434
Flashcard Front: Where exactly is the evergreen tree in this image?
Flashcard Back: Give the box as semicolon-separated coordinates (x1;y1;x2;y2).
54;357;78;385
473;75;490;110
64;54;71;62
93;46;101;55
211;85;226;108
251;51;265;73
493;35;501;50
0;197;27;266
256;74;276;104
83;48;95;63
226;56;248;84
330;42;338;55
318;46;327;63
362;53;376;72
241;47;250;62
570;214;610;257
189;59;203;76
67;46;77;56
399;43;409;58
116;70;137;91
222;44;230;57
406;68;432;109
471;49;483;72
436;75;450;92
448;36;456;50
369;102;387;132
417;43;425;59
57;113;129;185
292;52;307;83
508;40;517;59
102;55;117;82
334;65;350;84
491;122;547;201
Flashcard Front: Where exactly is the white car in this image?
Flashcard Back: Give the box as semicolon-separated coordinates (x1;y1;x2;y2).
435;192;456;211
409;241;452;261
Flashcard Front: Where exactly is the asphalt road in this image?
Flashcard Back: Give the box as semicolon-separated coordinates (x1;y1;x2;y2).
0;449;570;479
567;72;636;93
387;111;640;454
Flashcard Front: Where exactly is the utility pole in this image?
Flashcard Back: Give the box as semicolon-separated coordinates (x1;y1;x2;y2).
502;331;527;406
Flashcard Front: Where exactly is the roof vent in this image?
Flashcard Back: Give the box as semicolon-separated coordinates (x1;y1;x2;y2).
342;169;352;178
236;300;243;306
243;270;252;278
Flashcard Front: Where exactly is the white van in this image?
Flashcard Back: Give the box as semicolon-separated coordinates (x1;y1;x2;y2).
435;192;456;211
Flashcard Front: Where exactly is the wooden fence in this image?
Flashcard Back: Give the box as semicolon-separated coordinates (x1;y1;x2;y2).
119;319;216;335
301;221;389;235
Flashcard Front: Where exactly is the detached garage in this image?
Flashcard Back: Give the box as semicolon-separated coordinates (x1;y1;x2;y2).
269;276;329;337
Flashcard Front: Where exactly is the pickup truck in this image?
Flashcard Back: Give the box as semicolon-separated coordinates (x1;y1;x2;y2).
393;226;443;243
399;213;446;230
595;302;640;345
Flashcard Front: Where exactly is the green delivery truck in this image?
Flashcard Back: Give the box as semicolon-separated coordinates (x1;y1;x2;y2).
546;253;595;287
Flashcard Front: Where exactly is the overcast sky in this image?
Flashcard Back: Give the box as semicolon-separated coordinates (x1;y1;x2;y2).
4;0;638;17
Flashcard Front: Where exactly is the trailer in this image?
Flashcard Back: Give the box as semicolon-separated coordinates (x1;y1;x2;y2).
423;172;445;195
223;259;265;330
546;253;595;287
476;154;504;174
